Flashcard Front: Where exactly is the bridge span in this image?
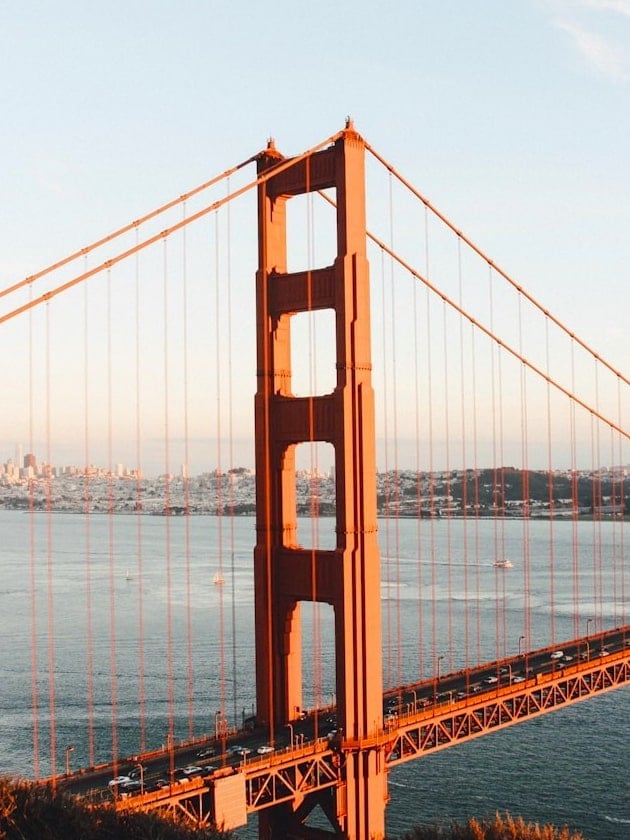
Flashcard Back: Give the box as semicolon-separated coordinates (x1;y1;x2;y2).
4;122;630;838
59;626;630;832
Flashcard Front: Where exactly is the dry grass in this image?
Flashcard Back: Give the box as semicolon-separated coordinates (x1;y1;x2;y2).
397;812;587;840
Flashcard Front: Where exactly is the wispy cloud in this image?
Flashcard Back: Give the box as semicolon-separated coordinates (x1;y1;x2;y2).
573;0;630;16
558;19;630;80
545;0;630;81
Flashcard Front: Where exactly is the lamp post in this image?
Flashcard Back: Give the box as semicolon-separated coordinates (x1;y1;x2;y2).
518;635;526;657
412;689;418;712
586;618;593;659
214;710;222;740
436;655;445;683
64;745;75;776
136;763;144;795
286;723;294;751
434;655;445;706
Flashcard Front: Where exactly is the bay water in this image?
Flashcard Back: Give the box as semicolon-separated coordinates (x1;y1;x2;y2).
0;510;628;838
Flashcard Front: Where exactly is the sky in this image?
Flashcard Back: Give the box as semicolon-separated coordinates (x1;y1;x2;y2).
1;0;629;475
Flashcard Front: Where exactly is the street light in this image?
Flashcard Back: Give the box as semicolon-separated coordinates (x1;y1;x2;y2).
64;745;75;776
518;635;526;657
214;710;222;740
135;763;144;795
412;689;418;712
436;655;445;683
586;618;593;659
434;655;445;707
286;723;294;750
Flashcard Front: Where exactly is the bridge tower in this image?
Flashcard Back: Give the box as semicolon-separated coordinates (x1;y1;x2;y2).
254;123;386;839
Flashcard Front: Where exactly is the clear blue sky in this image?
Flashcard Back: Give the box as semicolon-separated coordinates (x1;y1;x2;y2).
1;1;629;473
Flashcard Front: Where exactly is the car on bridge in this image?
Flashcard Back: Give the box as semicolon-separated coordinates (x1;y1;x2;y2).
182;765;204;776
108;775;131;788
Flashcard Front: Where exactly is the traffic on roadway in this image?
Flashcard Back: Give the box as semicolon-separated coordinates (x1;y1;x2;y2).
63;625;629;802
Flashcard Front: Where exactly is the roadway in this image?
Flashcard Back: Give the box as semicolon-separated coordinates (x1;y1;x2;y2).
61;624;630;804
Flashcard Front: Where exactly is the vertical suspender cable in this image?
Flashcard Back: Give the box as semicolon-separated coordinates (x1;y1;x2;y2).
423;207;437;673
442;298;453;669
413;214;424;680
457;237;471;669
214;211;226;723
260;179;275;749
28;288;40;779
45;302;57;779
83;272;95;766
306;162;323;716
498;344;507;657
162;240;175;772
488;267;500;659
545;316;556;643
387;173;403;691
570;340;580;639
380;246;392;687
225;178;239;730
471;324;482;665
106;269;119;772
181;205;195;740
593;361;603;631
519;294;531;648
616;379;626;627
134;231;146;753
425;285;437;671
609;426;620;626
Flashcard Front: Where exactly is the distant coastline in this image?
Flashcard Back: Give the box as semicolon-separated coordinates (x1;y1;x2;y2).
0;465;626;520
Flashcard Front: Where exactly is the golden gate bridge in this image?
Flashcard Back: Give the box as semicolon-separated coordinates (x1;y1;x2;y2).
0;121;629;839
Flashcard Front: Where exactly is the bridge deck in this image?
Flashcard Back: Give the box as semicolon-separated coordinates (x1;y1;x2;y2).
59;627;630;831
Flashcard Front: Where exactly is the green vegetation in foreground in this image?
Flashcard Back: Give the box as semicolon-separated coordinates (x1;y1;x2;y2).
395;812;587;839
0;779;589;840
0;777;232;840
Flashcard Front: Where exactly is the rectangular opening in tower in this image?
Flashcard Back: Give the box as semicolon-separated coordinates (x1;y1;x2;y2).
299;600;335;718
290;309;336;397
293;441;336;549
285;191;337;275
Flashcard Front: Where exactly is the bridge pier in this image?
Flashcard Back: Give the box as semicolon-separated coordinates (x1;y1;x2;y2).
254;122;386;839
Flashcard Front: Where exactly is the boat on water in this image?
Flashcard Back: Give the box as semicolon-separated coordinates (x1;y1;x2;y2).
493;559;513;569
213;573;226;586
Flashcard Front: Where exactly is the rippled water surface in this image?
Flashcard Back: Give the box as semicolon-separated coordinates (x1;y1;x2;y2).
0;511;628;838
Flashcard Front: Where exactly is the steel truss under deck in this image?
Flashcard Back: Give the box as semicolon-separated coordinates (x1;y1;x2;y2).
113;651;630;830
386;651;630;766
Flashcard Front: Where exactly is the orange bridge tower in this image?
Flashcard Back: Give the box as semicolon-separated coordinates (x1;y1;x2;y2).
254;123;386;838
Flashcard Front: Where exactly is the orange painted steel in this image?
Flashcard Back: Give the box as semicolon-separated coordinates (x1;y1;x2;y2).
316;188;630;444
104;647;630;831
253;123;386;838
364;141;630;391
385;648;630;767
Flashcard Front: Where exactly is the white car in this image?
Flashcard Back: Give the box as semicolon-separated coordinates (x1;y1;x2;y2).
256;745;274;755
108;775;131;788
182;765;203;775
550;650;564;660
